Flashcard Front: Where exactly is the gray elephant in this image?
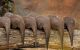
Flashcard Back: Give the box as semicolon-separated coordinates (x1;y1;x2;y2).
49;16;64;50
0;17;10;49
36;16;51;50
64;16;75;50
23;16;37;47
4;12;25;47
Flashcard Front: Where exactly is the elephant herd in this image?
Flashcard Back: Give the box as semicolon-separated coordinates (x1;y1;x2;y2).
0;12;75;50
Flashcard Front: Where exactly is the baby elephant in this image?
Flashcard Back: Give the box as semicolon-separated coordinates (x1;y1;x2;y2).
64;16;75;50
4;12;25;47
23;16;37;47
36;16;51;50
0;17;10;49
49;16;64;50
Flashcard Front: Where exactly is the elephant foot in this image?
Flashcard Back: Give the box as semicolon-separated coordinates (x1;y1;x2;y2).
17;42;25;48
11;48;22;50
71;46;74;50
21;43;25;48
33;42;39;48
21;40;25;47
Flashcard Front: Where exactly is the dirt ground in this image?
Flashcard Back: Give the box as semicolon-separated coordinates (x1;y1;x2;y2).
0;28;80;50
22;48;55;50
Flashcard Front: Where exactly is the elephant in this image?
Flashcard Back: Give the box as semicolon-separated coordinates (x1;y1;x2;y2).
0;17;10;49
49;16;64;50
64;16;75;50
23;16;37;47
36;16;51;50
4;12;25;47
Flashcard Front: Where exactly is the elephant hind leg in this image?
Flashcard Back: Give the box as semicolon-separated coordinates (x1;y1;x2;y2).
5;25;10;49
32;26;38;48
43;27;50;50
5;29;9;49
58;26;64;50
67;25;74;50
19;24;25;47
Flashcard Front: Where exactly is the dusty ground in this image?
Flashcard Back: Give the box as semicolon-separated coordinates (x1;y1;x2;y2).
0;28;80;50
22;48;56;50
22;48;80;50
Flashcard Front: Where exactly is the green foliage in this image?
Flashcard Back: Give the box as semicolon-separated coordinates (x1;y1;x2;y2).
0;0;14;16
4;0;14;12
